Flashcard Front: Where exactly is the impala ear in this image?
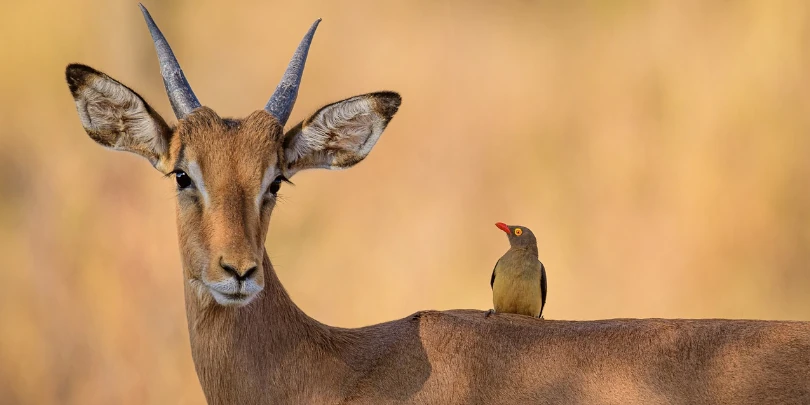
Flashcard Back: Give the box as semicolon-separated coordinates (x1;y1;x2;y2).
66;63;173;172
281;91;401;176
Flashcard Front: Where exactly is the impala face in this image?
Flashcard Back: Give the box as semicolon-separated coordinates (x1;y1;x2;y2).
170;108;281;306
66;6;400;307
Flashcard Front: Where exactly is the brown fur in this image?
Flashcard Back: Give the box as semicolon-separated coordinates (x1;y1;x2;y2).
186;258;810;404
65;63;810;404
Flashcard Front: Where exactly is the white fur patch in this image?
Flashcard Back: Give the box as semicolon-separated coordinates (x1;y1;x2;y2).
241;279;263;296
186;161;210;206
256;167;277;209
205;277;262;307
207;277;239;295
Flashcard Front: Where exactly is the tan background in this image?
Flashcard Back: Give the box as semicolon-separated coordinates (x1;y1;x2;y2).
2;0;810;403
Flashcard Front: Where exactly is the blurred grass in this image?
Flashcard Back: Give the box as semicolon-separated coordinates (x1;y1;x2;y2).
1;0;810;403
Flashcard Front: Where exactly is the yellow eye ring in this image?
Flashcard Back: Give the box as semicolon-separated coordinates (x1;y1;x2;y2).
514;228;523;236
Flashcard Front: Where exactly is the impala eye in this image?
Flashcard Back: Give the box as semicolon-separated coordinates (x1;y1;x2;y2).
268;176;284;195
175;171;192;189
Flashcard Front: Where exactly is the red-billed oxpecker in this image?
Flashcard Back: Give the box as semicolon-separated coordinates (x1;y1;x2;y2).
487;223;547;318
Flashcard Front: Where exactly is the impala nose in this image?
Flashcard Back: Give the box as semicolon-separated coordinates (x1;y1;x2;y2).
220;257;258;281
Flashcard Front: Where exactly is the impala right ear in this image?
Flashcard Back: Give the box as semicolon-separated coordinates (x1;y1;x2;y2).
66;64;173;172
281;91;401;176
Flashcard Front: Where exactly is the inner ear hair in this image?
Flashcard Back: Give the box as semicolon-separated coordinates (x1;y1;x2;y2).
282;91;401;175
66;63;173;171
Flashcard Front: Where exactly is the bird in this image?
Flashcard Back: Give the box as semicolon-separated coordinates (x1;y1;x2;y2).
487;222;547;319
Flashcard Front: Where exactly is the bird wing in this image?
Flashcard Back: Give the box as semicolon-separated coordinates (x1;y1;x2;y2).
490;258;500;289
539;261;547;315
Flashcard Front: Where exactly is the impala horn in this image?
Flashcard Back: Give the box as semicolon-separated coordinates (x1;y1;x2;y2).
265;19;321;126
139;3;201;119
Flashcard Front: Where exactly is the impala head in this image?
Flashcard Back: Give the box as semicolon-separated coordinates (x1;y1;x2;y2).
65;4;401;307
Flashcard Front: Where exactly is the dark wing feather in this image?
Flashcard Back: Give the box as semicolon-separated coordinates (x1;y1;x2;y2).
490;259;500;289
539;261;547;318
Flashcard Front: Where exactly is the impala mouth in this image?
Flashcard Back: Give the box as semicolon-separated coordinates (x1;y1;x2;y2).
209;288;259;306
200;273;264;307
203;279;262;306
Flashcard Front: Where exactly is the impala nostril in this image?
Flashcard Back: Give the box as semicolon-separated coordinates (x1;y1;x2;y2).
242;266;257;280
220;258;240;279
220;257;258;281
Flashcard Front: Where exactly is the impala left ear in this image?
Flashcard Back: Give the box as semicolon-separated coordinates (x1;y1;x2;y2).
281;91;401;176
66;63;174;172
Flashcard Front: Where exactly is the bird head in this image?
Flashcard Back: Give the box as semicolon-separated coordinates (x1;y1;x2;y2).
495;222;537;249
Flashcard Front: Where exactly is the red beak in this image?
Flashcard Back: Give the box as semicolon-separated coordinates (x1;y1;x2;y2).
495;222;511;234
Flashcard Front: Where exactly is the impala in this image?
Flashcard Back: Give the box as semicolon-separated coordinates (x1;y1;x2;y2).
65;4;810;404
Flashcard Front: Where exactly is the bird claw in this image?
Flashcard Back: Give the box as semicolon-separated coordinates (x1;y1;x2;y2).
485;309;496;318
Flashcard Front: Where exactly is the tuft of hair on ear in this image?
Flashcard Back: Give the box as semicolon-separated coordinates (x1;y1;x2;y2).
65;63;102;97
370;91;402;122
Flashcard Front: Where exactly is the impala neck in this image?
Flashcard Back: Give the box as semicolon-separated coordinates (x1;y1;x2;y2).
182;249;346;402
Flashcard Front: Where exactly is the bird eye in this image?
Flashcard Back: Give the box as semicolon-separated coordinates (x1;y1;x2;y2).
175;171;192;189
514;228;523;236
268;175;285;195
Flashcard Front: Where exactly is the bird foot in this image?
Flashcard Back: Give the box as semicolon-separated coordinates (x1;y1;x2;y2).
485;309;496;318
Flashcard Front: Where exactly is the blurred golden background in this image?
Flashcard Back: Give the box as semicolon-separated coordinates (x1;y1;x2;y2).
2;0;810;403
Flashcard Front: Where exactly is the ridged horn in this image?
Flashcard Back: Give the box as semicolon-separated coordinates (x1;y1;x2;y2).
139;3;201;119
264;19;321;126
